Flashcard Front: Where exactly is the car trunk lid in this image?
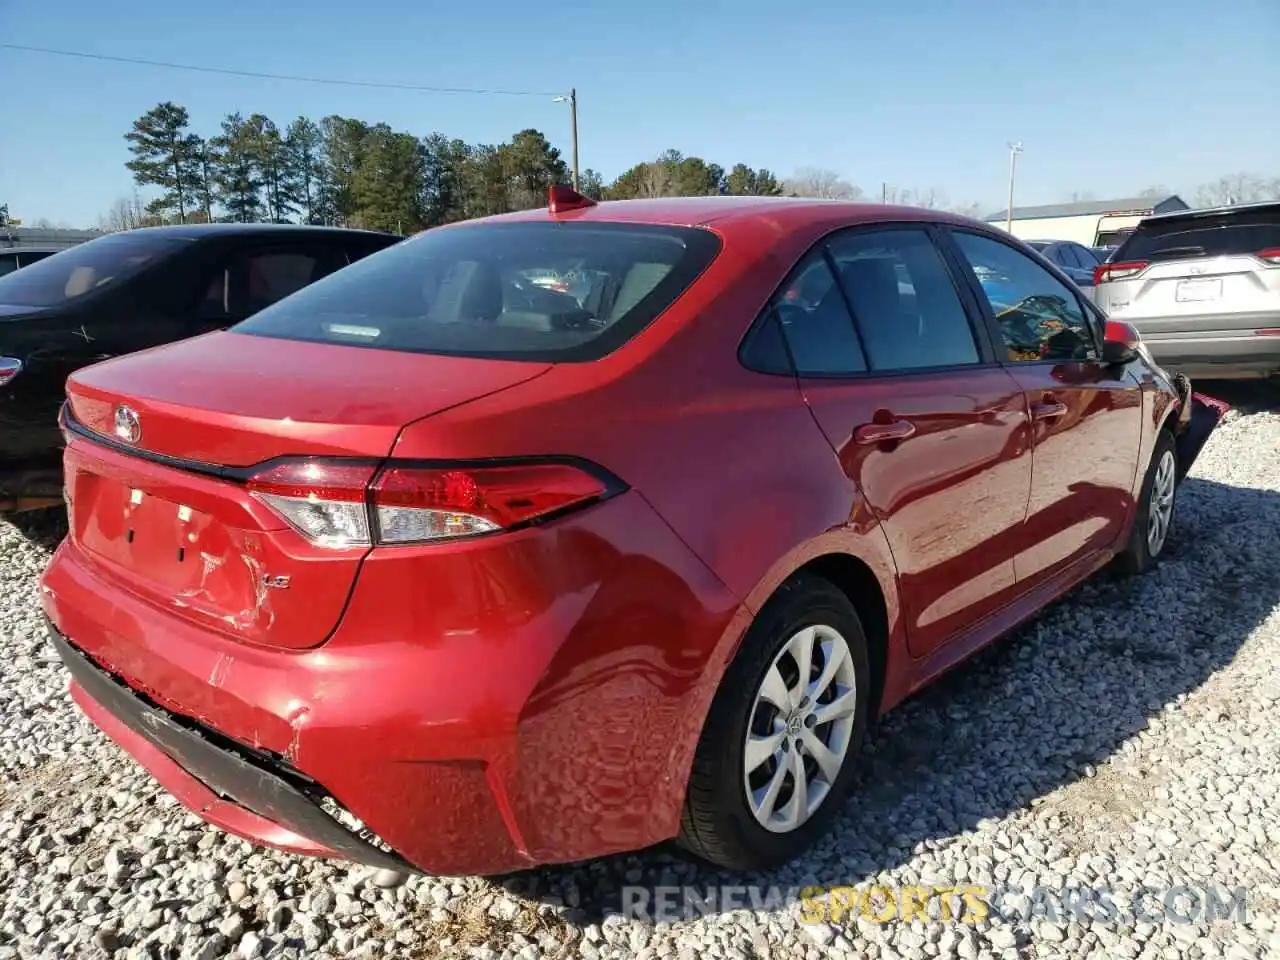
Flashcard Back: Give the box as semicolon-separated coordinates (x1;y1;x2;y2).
62;330;551;650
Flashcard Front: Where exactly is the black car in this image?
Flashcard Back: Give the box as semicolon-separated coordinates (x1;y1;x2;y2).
0;223;400;510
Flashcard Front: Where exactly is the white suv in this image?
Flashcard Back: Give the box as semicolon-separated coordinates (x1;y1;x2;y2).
1093;201;1280;380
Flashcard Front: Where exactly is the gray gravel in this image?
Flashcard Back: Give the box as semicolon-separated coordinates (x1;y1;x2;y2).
3;390;1280;959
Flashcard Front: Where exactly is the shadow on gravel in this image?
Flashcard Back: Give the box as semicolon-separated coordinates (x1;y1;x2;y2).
1194;379;1280;415
6;506;67;553
502;473;1280;924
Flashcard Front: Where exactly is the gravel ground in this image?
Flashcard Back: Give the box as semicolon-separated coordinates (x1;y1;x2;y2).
3;387;1280;960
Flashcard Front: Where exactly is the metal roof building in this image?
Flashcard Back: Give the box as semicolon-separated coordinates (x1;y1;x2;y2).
0;226;103;250
983;195;1190;247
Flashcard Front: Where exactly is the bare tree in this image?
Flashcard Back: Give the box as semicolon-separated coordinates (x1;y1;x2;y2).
947;201;985;219
97;193;156;232
640;160;676;198
1136;185;1172;200
1195;173;1275;207
1066;190;1097;202
893;187;946;209
785;167;862;200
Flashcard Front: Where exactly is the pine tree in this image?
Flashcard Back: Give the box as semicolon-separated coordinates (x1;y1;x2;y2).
284;117;325;224
124;102;203;223
213;113;265;223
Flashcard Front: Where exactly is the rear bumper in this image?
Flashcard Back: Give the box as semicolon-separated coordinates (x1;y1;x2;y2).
52;626;410;872
1130;326;1280;379
41;490;747;876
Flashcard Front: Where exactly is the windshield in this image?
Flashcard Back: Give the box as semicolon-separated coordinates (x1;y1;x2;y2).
235;221;723;362
1115;208;1280;262
0;233;183;308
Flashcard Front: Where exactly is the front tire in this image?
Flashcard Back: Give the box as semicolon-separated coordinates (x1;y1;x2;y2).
1117;429;1178;576
678;573;870;871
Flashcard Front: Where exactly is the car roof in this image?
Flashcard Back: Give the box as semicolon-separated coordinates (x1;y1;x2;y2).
1142;199;1280;224
464;195;981;232
110;223;398;242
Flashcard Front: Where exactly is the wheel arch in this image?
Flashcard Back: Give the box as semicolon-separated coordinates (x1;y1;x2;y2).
793;553;891;717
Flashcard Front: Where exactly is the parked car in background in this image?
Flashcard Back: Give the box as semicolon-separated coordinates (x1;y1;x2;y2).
1025;239;1104;298
0;246;61;276
44;190;1227;878
1094;201;1280;379
0;223;399;510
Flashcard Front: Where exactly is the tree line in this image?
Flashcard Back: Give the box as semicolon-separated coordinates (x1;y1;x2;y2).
80;101;1280;234
114;102;799;233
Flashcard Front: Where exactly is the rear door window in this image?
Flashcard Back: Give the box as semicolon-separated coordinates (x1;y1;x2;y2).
827;228;981;372
235;222;722;362
0;254;17;277
1116;207;1280;262
196;244;347;323
764;251;868;375
1073;244;1100;267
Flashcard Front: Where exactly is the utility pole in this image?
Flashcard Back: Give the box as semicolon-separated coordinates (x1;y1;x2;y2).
555;89;580;191
882;182;887;203
1006;141;1023;233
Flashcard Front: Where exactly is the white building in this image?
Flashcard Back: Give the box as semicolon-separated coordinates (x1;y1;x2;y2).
983;195;1189;248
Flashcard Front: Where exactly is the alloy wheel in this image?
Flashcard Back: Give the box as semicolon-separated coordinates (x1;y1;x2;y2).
1147;448;1176;557
744;624;857;833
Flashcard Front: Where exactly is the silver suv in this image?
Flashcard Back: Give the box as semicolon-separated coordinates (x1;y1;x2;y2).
1093;202;1280;379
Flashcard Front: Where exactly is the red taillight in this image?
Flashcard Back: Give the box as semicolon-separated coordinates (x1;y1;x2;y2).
1258;248;1280;264
0;357;23;386
1094;260;1149;285
247;460;378;547
246;458;616;548
372;463;610;543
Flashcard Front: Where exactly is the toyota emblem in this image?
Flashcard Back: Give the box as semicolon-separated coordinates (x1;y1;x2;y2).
114;405;141;444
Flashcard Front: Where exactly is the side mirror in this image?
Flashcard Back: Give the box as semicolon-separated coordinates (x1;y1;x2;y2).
1102;318;1142;365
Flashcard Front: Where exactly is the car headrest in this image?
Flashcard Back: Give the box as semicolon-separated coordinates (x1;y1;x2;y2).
457;261;504;322
838;258;901;317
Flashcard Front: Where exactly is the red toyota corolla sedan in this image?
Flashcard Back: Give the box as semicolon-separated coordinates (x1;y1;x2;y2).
41;189;1226;877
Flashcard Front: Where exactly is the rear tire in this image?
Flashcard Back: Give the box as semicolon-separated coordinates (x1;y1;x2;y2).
1117;429;1178;576
678;573;870;871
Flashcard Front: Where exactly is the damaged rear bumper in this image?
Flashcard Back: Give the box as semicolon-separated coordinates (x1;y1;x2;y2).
49;623;415;874
1169;373;1231;481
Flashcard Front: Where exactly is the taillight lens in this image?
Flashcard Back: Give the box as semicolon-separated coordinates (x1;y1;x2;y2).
0;357;23;386
247;460;377;548
247;458;615;548
1258;248;1280;265
1094;260;1149;285
372;463;609;543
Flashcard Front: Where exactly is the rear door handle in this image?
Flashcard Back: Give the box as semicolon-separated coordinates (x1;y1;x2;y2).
854;419;916;445
1031;400;1068;421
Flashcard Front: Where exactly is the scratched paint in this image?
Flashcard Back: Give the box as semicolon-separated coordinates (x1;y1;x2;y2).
285;704;310;764
208;653;234;689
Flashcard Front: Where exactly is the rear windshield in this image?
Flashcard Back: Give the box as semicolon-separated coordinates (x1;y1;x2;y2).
0;233;183;308
1115;208;1280;263
234;221;722;362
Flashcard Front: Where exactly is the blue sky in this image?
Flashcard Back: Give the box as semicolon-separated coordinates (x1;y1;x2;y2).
3;0;1277;226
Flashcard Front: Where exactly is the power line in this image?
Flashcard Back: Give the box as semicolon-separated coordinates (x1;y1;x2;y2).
0;43;562;97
